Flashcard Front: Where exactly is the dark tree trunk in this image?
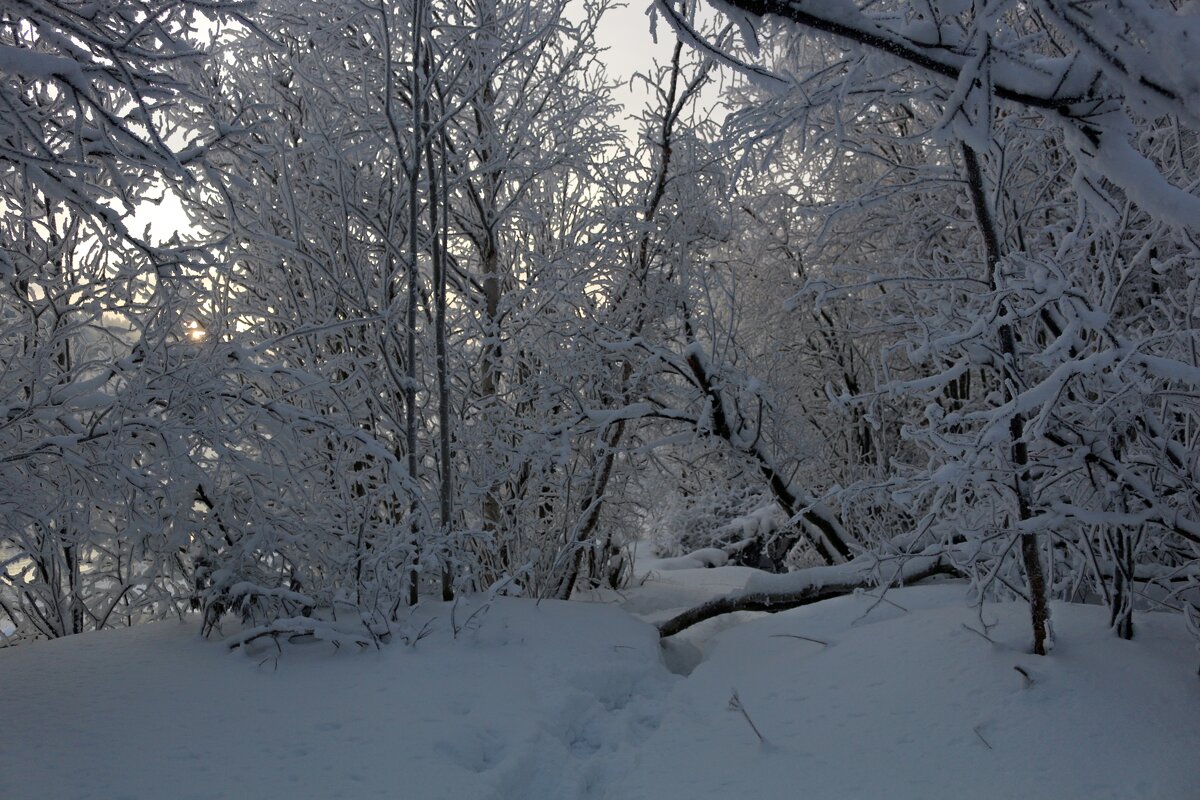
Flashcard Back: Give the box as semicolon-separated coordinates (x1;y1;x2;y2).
962;143;1050;655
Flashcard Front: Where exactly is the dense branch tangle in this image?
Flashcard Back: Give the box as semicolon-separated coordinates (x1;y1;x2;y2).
655;0;1200;653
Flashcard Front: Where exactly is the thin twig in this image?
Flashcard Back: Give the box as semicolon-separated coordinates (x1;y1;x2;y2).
728;690;768;745
973;725;993;750
769;633;829;646
1013;665;1034;688
961;623;995;644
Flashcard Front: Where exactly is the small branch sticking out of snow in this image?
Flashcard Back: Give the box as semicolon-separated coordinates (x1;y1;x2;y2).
961;623;996;644
1013;665;1034;688
398;619;436;647
973;725;993;750
728;690;768;745
225;618;376;652
768;633;829;647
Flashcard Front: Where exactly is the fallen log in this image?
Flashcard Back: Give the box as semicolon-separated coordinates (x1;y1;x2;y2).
657;554;964;638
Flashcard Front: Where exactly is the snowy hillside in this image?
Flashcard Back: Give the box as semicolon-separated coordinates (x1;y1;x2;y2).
4;573;1197;800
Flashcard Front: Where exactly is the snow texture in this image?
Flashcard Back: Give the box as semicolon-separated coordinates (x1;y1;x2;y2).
4;565;1198;799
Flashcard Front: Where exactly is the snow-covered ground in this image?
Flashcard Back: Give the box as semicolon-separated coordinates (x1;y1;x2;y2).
3;559;1198;799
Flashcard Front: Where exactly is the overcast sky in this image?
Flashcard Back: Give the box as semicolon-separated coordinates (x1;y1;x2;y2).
596;2;675;83
595;2;678;135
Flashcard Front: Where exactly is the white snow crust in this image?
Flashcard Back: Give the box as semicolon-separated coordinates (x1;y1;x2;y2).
3;569;1197;799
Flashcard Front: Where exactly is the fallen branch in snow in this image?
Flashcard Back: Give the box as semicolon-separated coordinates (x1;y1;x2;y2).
226;618;378;651
657;554;964;638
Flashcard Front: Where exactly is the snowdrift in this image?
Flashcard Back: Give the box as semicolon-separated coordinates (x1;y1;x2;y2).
2;586;1196;799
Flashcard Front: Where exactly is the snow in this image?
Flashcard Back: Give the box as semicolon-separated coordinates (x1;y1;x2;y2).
3;568;1198;799
614;585;1200;799
0;599;667;800
0;44;86;80
1068;123;1200;229
640;547;731;571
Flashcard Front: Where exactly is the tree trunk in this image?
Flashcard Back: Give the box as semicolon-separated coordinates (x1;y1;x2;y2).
425;89;454;602
404;0;426;608
961;142;1050;655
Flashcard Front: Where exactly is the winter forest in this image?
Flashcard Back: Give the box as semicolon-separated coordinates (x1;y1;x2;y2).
2;0;1200;796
